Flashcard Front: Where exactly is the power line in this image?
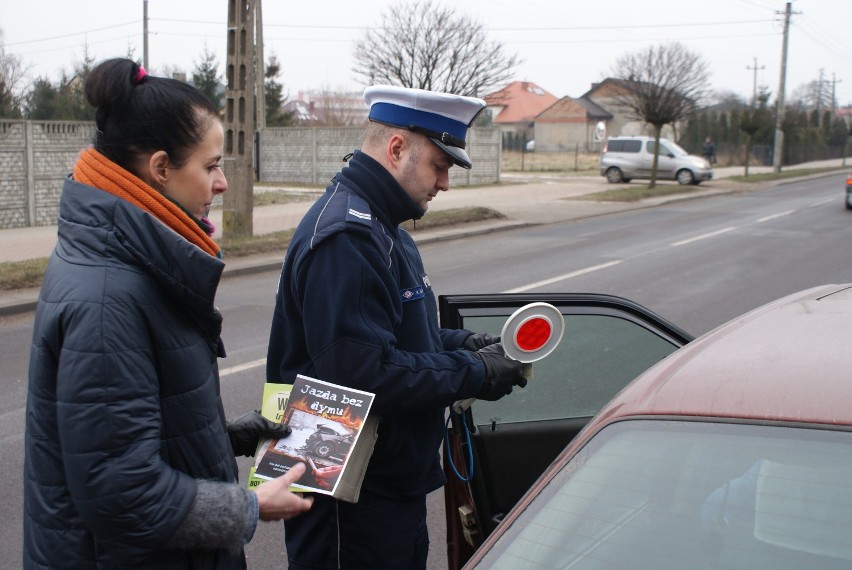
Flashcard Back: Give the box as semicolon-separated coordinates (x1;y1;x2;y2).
794;18;852;61
6;15;777;56
263;31;780;45
4;21;139;47
151;16;774;32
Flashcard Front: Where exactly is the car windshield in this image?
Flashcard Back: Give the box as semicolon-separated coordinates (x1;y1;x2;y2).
473;420;852;570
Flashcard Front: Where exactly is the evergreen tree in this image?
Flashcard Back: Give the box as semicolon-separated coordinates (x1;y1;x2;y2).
264;55;293;127
738;92;773;175
828;117;849;147
191;46;222;111
24;49;96;120
24;77;60;119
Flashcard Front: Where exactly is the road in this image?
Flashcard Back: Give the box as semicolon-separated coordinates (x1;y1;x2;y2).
1;173;850;567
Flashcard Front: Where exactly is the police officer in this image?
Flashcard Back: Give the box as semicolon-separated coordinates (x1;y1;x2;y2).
266;85;526;569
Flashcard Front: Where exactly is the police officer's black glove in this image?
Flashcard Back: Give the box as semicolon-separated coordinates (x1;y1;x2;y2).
227;411;292;457
475;343;527;401
462;332;500;351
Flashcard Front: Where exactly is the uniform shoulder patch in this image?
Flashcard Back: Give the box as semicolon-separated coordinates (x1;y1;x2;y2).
309;183;373;250
344;193;373;227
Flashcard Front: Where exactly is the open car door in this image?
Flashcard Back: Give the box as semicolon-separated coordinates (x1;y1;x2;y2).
439;293;693;569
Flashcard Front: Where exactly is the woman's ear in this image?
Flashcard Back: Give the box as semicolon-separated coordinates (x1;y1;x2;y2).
146;151;170;189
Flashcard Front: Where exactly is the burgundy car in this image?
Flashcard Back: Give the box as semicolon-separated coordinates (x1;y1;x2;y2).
440;285;852;569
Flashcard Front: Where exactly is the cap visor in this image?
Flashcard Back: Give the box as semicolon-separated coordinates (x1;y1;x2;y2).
430;138;472;169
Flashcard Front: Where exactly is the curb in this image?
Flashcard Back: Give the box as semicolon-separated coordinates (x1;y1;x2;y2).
0;221;536;318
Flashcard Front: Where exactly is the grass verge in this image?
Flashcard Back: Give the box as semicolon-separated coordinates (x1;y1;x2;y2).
401;207;505;231
0;206;503;291
577;166;847;202
726;167;843;183
576;184;703;202
0;258;49;291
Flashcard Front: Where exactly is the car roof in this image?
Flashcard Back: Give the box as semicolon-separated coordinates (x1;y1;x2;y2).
607;135;666;140
589;283;852;429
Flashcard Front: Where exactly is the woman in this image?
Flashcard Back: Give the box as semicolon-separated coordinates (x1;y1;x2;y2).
23;58;312;569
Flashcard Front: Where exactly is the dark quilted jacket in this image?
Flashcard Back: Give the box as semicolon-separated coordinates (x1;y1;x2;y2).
24;178;243;569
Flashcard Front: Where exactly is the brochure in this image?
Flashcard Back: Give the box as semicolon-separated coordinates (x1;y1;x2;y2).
247;374;378;503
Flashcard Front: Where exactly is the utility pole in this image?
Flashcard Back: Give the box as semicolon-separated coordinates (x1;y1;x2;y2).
143;0;149;69
831;72;842;113
223;0;262;238
772;2;794;173
815;68;825;120
255;1;265;130
747;57;765;107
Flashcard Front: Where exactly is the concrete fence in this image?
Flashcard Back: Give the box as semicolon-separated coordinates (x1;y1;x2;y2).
258;126;502;188
0;121;96;229
0;120;502;230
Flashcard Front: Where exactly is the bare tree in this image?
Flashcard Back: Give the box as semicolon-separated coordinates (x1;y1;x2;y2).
789;72;834;117
312;87;365;126
611;43;711;188
0;29;30;118
352;1;519;97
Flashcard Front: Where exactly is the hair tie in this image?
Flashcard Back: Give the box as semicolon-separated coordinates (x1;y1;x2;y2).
134;66;148;85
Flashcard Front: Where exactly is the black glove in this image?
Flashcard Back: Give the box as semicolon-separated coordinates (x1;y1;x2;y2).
227;411;292;457
475;343;527;401
462;332;500;351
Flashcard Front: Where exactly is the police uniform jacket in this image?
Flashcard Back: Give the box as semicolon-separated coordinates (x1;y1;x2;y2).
24;178;243;569
267;151;487;499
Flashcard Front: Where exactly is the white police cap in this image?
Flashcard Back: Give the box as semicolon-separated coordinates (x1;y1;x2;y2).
363;85;486;169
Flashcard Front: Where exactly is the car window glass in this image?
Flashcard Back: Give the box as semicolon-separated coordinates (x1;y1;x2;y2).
473;420;852;569
607;139;623;152
460;313;679;426
622;140;641;153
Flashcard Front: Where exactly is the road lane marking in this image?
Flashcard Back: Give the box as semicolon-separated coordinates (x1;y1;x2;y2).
503;260;623;293
220;357;266;377
757;210;795;222
809;198;834;207
671;227;736;247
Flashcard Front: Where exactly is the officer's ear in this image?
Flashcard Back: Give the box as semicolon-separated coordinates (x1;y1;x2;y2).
386;132;408;173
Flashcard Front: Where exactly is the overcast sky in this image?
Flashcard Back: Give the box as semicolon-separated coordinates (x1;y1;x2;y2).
3;0;850;105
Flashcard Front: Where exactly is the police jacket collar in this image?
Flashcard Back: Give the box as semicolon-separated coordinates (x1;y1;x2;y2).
336;150;425;226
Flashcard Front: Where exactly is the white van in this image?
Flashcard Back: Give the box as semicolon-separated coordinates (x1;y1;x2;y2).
599;136;713;185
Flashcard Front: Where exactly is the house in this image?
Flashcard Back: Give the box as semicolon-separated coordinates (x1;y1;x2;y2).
583;78;678;139
528;78;649;153
533;96;612;152
488;78;682;153
532;78;685;153
283;91;368;126
484;81;559;149
282;99;322;123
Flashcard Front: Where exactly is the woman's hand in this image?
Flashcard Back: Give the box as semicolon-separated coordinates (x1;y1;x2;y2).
254;462;314;521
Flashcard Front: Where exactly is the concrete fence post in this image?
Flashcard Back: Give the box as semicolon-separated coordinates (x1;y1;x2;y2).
25;121;35;227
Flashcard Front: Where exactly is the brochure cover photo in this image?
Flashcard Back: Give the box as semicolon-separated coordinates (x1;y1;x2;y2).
249;374;376;501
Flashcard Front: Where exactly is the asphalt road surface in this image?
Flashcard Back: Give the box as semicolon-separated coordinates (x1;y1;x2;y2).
2;172;850;568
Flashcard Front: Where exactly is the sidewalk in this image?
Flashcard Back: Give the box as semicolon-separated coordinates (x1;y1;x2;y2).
2;160;847;316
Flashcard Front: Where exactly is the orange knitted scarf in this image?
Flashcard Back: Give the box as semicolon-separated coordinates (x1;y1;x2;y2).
72;147;220;257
